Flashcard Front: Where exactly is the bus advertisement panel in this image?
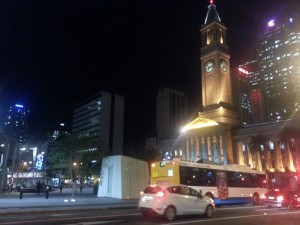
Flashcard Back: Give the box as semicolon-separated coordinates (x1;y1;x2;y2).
150;159;267;206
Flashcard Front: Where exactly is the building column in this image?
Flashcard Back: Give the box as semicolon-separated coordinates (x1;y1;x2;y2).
214;134;221;163
287;147;295;172
256;151;262;171
185;138;190;160
225;129;234;164
237;142;244;165
201;136;208;159
274;142;283;171
221;133;227;165
191;137;196;161
195;137;200;161
219;134;224;163
208;136;212;161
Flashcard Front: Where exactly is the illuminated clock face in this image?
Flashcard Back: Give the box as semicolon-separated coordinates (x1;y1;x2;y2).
205;61;214;73
220;60;228;72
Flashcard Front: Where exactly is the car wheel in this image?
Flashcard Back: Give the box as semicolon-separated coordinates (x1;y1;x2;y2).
204;205;214;218
164;206;176;221
252;193;259;205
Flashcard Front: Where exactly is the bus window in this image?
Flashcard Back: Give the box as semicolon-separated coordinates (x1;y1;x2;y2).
227;172;251;187
179;166;216;186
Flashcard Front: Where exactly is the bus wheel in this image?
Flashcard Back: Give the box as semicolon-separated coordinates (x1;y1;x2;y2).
253;193;260;205
164;206;176;221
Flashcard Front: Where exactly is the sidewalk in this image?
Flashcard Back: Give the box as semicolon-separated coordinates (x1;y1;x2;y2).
0;187;138;215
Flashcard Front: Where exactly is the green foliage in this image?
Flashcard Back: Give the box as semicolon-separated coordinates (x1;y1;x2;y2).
48;135;107;179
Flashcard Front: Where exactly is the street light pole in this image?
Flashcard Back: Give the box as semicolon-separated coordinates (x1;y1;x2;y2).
15;148;26;190
0;142;10;194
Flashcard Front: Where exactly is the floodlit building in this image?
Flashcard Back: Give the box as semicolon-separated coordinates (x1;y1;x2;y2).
179;1;300;173
181;1;240;165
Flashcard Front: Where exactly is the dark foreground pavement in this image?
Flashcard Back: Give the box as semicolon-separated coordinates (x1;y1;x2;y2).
0;187;138;215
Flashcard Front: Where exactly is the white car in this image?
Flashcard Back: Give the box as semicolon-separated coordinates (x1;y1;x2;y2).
138;184;215;221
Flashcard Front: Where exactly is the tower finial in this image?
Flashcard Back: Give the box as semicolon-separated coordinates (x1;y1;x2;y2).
204;0;221;25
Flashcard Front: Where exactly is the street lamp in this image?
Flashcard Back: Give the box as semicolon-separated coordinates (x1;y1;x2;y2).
71;162;82;196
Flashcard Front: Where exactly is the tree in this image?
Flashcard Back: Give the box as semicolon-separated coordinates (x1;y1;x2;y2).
48;135;108;193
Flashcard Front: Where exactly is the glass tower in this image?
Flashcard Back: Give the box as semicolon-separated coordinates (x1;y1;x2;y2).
3;104;30;146
257;17;300;122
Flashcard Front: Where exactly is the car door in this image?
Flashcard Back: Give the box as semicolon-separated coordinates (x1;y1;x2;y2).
175;186;191;214
166;186;188;214
185;187;207;214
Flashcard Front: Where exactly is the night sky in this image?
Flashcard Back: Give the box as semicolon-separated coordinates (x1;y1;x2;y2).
0;0;299;145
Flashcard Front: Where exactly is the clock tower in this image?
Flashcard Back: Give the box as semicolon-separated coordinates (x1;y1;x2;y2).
180;1;240;165
199;0;239;126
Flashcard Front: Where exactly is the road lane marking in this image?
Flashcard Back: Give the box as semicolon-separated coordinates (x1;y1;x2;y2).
162;210;300;225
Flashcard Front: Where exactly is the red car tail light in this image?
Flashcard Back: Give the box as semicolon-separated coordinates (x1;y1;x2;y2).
277;195;284;202
260;194;267;199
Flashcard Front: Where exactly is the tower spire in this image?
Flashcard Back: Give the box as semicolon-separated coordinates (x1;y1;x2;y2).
204;0;221;25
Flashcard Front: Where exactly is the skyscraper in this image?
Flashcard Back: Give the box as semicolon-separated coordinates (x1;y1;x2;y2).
257;17;300;122
72;91;124;155
3;104;30;146
156;88;188;139
236;60;265;125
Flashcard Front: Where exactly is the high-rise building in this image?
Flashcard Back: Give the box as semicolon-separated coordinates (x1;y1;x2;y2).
236;60;265;125
156;88;188;139
72;91;124;155
3;104;30;146
257;17;300;122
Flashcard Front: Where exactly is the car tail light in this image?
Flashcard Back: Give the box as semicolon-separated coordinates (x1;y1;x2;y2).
156;191;165;198
260;194;267;199
277;195;284;202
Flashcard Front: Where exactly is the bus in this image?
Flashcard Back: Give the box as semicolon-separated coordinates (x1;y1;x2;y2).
150;159;267;205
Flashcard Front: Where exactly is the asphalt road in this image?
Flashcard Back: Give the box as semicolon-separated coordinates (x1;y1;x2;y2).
1;204;300;225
